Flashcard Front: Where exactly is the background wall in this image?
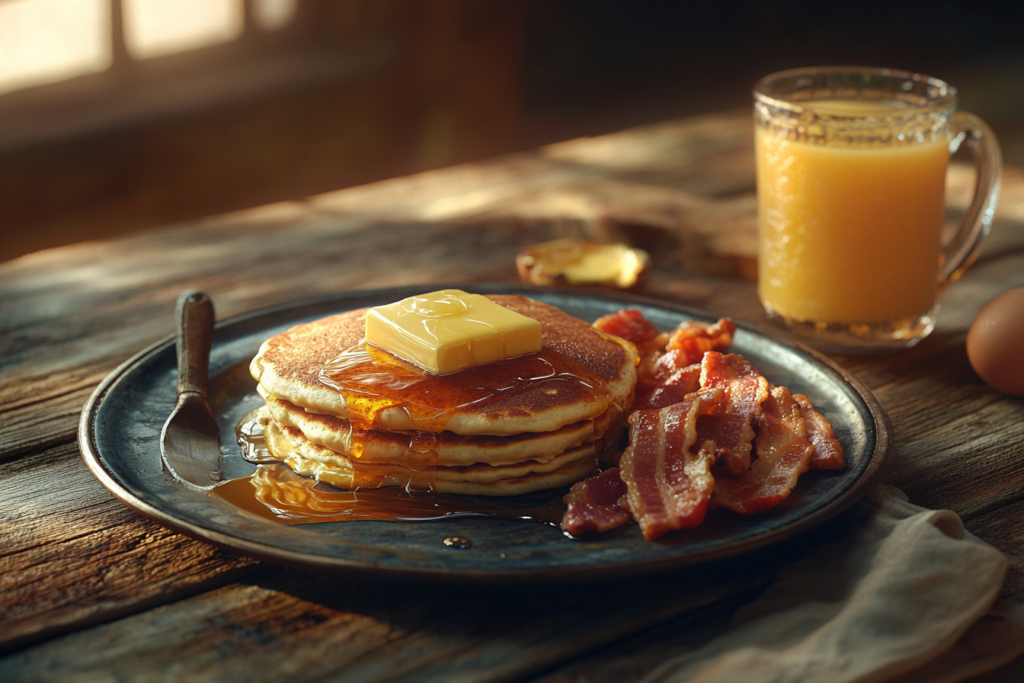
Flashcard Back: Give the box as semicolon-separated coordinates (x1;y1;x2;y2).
2;0;1022;262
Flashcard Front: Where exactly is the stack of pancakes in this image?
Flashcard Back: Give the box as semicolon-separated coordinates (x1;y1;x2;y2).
249;295;638;496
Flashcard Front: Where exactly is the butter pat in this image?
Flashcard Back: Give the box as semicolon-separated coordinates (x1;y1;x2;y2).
516;239;650;289
365;290;543;375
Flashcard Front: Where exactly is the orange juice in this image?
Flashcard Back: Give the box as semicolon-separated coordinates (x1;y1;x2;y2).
753;67;1000;352
756;116;949;324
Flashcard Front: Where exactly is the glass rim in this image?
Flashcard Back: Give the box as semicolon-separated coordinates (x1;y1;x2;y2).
753;66;957;117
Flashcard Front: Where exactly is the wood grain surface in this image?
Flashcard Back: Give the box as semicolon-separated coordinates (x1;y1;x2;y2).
2;111;1023;681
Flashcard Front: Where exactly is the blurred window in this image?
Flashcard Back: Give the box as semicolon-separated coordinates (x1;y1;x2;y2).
123;0;243;59
0;0;298;95
0;0;111;95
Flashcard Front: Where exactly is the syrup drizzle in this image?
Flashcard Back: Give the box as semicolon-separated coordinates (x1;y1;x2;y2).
237;407;451;492
217;410;568;528
317;342;612;432
218;336;620;531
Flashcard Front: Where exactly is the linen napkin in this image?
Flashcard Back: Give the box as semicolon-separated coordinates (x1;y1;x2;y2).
642;485;1024;683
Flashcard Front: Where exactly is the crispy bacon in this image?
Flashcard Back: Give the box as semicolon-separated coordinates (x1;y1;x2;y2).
592;311;845;536
699;352;768;479
636;341;672;390
634;317;736;392
635;362;701;410
593;309;661;344
619;388;725;540
713;385;815;515
561;467;631;535
667;318;737;366
647;349;695;386
594;309;670;394
795;394;845;470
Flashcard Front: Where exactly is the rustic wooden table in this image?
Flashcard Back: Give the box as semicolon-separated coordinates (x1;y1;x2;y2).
3;111;1023;682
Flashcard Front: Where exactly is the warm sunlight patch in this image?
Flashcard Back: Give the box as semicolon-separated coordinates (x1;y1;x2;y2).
0;0;111;95
123;0;244;60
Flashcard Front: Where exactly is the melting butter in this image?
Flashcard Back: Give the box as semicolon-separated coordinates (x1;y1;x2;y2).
365;290;542;375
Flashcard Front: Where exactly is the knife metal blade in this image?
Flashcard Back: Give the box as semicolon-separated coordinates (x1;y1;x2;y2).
160;290;222;489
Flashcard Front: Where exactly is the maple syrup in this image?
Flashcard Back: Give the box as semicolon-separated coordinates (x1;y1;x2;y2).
317;342;613;433
219;410;568;528
237;404;449;493
220;331;622;532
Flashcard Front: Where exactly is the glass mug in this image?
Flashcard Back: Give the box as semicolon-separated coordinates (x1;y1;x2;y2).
754;67;1001;353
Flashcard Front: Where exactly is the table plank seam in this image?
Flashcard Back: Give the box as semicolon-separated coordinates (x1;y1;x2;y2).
0;563;264;656
960;494;1024;525
381;578;771;683
0;433;78;464
0;377;99;415
508;589;763;683
1;502;126;561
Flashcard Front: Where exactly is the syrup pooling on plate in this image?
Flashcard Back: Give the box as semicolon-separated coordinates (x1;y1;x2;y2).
224;412;569;525
228;409;568;526
230;295;626;529
317;341;615;433
236;407;441;492
236;409;276;464
444;536;474;549
239;404;605;496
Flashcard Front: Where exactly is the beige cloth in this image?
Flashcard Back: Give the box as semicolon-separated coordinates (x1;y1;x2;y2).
643;485;1024;683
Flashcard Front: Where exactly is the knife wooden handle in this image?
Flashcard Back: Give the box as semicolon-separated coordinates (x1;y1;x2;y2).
176;290;215;398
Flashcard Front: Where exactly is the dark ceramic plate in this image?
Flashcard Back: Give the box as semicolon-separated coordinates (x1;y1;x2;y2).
79;284;891;582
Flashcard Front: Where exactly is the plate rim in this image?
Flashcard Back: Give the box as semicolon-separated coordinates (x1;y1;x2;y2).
78;283;892;582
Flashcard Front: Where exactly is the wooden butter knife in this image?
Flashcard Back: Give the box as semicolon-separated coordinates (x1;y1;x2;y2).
160;290;223;489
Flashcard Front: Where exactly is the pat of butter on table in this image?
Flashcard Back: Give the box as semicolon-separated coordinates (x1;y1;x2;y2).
365;290;543;375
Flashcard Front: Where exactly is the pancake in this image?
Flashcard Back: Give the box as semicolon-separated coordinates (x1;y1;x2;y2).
248;294;637;496
264;395;621;467
264;417;598;496
251;295;637;436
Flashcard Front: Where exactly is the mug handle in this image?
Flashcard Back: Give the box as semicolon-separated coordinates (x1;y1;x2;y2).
939;111;1002;291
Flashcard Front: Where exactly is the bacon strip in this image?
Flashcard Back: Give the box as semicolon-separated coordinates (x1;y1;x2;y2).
635;362;701;410
561;467;631;536
713;385;815;515
634;317;736;392
594;311;845;534
619;388;725;540
592;309;660;344
647;349;695;386
594;309;670;394
699;352;768;478
667;318;737;366
795;394;845;470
